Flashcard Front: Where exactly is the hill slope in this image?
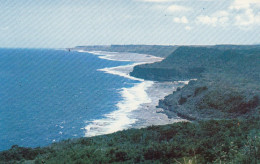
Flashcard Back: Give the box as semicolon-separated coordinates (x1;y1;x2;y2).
131;46;260;120
1;119;259;163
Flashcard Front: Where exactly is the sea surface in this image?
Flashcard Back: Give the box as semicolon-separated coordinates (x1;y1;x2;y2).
0;49;138;151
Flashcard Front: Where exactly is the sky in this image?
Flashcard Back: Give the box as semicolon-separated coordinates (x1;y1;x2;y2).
0;0;260;48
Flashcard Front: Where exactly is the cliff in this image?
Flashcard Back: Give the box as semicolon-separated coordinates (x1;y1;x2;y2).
131;46;260;120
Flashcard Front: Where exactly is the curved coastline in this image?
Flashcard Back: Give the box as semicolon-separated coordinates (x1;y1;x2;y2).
77;50;187;137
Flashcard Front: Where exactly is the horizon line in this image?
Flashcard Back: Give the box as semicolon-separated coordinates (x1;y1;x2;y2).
1;43;260;49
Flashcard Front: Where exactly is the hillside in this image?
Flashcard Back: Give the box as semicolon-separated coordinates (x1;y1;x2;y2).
1;119;259;163
131;46;260;120
130;46;260;81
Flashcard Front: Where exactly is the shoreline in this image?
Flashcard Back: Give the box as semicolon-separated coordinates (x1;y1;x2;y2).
78;50;187;137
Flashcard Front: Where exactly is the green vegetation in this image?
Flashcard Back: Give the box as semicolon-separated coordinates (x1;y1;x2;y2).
130;46;260;82
1;119;259;163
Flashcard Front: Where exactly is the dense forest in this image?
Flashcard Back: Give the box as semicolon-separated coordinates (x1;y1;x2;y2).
1;45;259;163
1;119;259;163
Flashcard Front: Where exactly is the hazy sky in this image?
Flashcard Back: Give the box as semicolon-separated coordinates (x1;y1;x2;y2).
0;0;260;48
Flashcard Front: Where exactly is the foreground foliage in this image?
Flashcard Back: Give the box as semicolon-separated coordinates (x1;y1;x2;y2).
0;119;259;163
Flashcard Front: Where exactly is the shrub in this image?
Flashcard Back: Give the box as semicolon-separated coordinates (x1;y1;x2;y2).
179;96;187;105
194;86;208;96
115;151;128;162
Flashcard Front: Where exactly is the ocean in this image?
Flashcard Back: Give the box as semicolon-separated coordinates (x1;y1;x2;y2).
0;48;185;151
0;49;140;151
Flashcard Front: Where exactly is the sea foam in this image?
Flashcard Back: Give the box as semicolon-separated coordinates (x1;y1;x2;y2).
98;64;145;81
84;81;153;137
77;50;161;137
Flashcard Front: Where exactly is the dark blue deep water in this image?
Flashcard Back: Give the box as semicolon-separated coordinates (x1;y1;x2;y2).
0;49;134;151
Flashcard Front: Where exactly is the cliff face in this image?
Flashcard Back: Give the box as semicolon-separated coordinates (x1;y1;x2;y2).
130;46;260;81
131;46;260;120
130;47;222;81
157;79;259;120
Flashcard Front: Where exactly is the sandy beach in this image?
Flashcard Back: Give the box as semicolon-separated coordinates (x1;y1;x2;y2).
78;50;187;137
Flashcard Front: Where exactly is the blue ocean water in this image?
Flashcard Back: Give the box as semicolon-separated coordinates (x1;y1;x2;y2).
0;49;135;151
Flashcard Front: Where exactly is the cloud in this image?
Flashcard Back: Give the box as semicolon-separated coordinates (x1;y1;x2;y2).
196;10;229;26
196;16;229;27
140;0;260;28
185;26;192;30
230;0;260;10
174;16;188;24
167;5;191;13
197;16;218;26
235;9;260;26
229;0;260;26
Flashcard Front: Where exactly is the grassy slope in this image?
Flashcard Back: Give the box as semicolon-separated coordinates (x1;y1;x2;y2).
130;46;260;81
